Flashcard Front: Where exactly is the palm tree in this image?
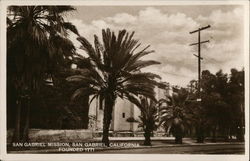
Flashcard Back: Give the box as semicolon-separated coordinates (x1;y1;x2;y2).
7;6;79;142
159;88;191;144
67;29;161;146
136;97;158;146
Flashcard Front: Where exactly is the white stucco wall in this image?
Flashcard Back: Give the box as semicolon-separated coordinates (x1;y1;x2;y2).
112;98;133;131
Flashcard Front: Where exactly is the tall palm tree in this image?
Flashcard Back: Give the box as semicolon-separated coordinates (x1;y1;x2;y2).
67;29;161;146
159;88;191;144
7;6;79;142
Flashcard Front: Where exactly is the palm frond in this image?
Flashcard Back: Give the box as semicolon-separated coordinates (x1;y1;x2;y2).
126;60;161;72
63;22;79;35
77;36;102;66
71;87;91;101
53;6;76;14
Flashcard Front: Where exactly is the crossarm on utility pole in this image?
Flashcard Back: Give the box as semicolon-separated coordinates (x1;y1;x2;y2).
190;25;211;34
189;40;210;46
193;54;203;60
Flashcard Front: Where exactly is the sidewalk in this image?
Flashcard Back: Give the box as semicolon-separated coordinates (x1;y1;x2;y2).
92;136;175;141
92;137;244;151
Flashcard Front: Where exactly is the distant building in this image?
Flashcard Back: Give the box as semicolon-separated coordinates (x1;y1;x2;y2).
88;82;170;132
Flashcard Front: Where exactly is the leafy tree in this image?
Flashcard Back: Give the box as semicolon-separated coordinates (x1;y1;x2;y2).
67;29;161;146
196;70;227;142
199;70;218;142
200;69;245;142
227;68;244;141
7;6;79;142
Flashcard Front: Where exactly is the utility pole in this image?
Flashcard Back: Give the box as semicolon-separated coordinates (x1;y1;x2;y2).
189;25;211;100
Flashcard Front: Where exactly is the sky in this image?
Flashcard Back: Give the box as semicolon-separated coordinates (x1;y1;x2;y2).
67;5;245;87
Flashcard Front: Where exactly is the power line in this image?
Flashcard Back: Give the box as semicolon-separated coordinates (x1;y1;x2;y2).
203;57;222;65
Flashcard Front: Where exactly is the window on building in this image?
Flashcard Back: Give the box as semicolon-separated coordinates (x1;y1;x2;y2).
122;113;125;118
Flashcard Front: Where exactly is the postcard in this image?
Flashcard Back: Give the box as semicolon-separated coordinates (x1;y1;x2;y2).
0;0;249;161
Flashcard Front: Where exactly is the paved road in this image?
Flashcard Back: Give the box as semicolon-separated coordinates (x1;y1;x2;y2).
95;144;244;154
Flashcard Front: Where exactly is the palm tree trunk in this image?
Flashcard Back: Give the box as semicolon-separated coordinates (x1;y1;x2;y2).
82;96;90;129
223;128;229;142
12;98;21;142
102;107;110;146
102;94;115;146
143;125;151;146
175;133;183;144
175;136;181;144
174;127;183;144
196;124;205;143
22;97;30;142
212;126;217;142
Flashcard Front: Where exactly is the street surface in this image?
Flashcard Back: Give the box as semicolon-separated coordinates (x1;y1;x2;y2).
96;144;244;154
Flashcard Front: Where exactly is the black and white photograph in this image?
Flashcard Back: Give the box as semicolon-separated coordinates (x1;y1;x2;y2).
0;0;249;161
